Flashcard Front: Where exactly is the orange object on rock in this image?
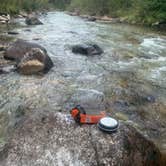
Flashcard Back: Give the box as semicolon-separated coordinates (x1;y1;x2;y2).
70;105;106;124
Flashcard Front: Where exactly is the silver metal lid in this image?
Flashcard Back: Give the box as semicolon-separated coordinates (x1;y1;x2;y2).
98;117;119;132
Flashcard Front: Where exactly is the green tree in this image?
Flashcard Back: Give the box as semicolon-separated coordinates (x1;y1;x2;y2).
0;0;165;25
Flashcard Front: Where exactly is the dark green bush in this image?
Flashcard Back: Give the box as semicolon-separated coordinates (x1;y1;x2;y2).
0;0;165;25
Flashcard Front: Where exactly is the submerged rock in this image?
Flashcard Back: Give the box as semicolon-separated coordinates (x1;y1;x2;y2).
0;111;161;166
0;68;3;74
0;45;7;51
72;44;103;56
69;89;105;110
25;16;43;25
7;31;19;35
16;48;53;74
0;66;15;74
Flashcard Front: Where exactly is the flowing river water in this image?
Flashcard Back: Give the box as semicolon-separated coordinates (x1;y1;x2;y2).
0;12;166;158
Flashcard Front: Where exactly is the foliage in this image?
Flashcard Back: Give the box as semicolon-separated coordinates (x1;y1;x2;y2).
48;0;71;9
0;0;49;14
133;0;166;24
0;0;165;25
69;0;166;24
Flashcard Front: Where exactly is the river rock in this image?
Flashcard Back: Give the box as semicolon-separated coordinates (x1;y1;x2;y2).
0;45;7;51
0;13;10;24
17;59;44;75
25;16;43;25
97;15;113;21
4;39;47;60
16;48;53;74
87;17;96;22
0;111;161;166
19;11;28;18
7;31;19;35
152;21;166;29
72;44;103;56
68;11;80;16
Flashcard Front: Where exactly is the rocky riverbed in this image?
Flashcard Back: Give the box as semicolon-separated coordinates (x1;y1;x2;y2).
0;11;166;165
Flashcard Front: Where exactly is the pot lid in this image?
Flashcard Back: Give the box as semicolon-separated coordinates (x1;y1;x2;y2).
98;117;119;132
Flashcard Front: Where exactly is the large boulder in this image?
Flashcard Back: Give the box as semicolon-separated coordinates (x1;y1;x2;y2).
72;44;103;56
16;48;53;74
4;39;47;61
0;111;161;166
17;59;44;75
4;40;53;74
25;16;43;25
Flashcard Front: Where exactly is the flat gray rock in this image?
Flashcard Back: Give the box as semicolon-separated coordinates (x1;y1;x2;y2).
0;111;161;166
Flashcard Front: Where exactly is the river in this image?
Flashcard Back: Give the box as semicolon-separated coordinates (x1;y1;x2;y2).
0;12;166;157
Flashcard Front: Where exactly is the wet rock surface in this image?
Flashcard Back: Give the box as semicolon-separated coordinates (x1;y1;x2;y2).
0;44;7;51
25;16;43;25
17;59;44;75
3;39;53;74
72;44;103;56
0;48;16;74
16;48;53;74
4;39;47;61
7;31;19;35
0;111;161;166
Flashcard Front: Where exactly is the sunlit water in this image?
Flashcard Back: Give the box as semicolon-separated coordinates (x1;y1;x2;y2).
0;12;166;155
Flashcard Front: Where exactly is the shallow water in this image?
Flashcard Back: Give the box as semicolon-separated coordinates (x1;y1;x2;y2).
0;12;166;155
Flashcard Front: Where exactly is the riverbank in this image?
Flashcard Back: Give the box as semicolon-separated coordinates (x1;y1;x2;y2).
67;11;166;31
1;3;165;31
68;0;166;28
